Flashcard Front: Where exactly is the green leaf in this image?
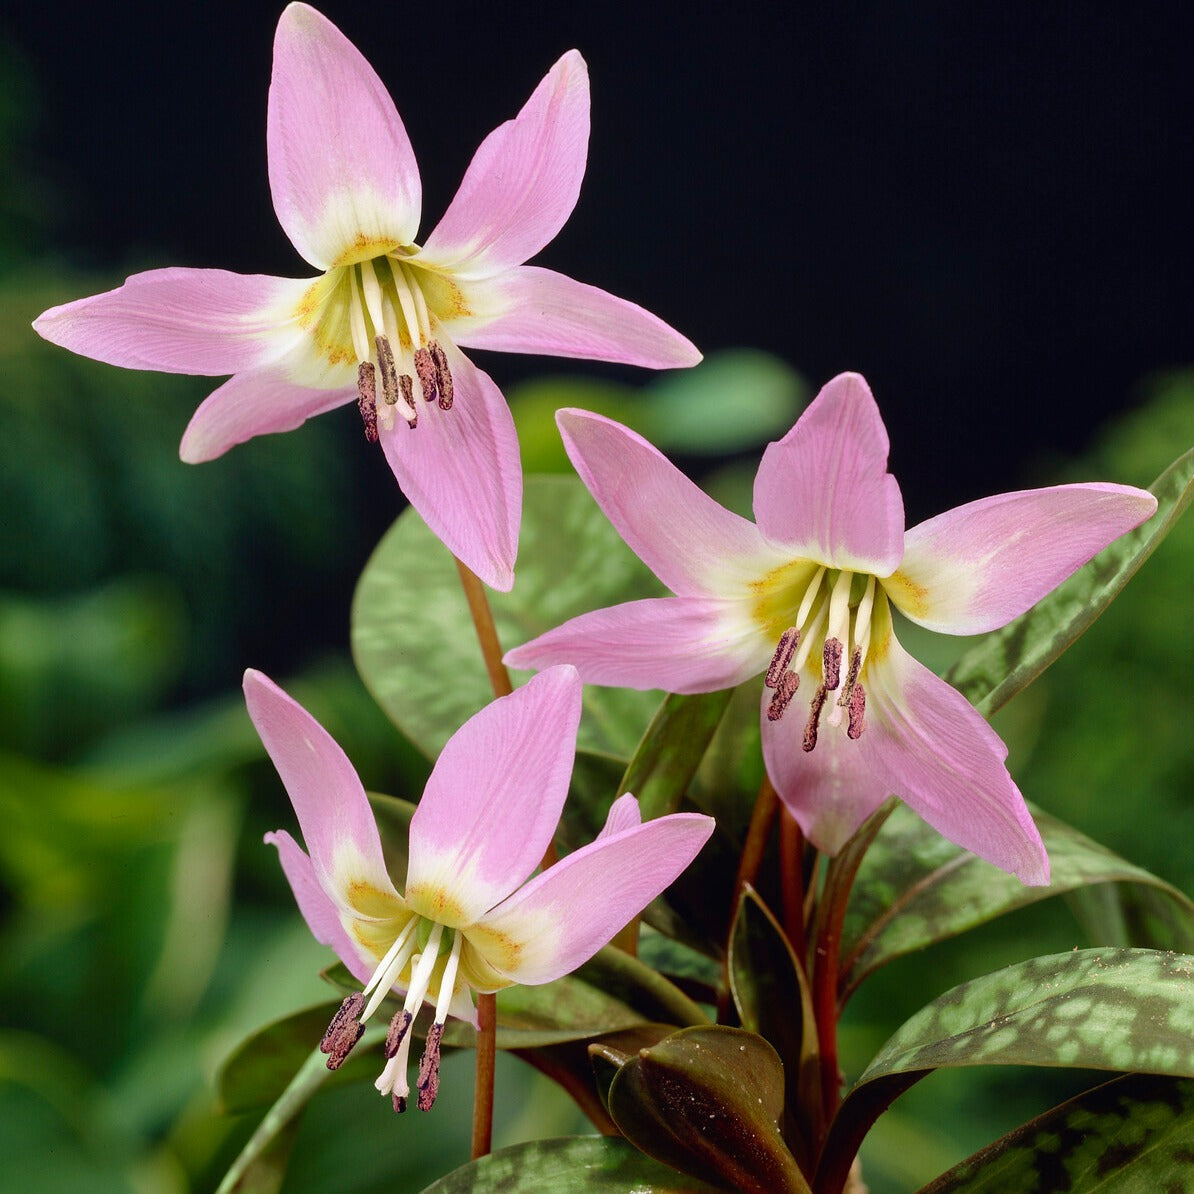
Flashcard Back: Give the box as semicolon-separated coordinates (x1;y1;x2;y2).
607;1026;812;1194
920;1073;1194;1192
839;804;1194;1001
352;474;663;762
947;445;1194;716
417;1134;724;1192
728;888;822;1165
860;948;1194;1083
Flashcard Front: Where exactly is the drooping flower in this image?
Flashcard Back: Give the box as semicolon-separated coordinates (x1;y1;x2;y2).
33;3;698;592
503;374;1159;885
245;665;713;1111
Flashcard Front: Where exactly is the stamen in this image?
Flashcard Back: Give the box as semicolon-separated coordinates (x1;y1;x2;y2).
393;1093;407;1114
399;374;415;410
390;259;425;346
375;336;399;404
826;568;854;648
802;685;828;752
385;1009;413;1059
416;1022;444;1111
429;341;454;410
837;647;862;706
792;600;830;674
822;637;843;690
414;347;438;405
795;565;828;629
356;374;378;444
767;670;799;722
320;992;366;1070
348;273;371;362
360;918;419;1021
765;627;800;689
402;260;433;342
847;685;866;739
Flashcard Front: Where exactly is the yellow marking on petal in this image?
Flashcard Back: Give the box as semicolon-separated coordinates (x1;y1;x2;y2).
462;922;527;977
345;879;406;920
404;883;471;929
882;569;930;619
293;270;357;366
748;558;822;640
333;234;404;268
415;267;473;324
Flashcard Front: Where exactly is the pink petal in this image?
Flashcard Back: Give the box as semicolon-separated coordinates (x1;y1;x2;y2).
404;667;582;926
862;641;1049;884
555;409;774;597
32;268;308;375
504;597;767;695
761;689;894;855
469;812;715;985
454;267;700;369
265;829;374;985
378;342;521;592
268;4;421;269
597;793;643;840
420;51;589;278
244;670;400;903
753;373;905;575
179;368;354;463
887;483;1159;634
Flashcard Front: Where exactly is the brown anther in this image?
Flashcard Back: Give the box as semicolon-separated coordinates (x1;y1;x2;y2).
846;684;866;740
837;647;862;706
429;340;454;410
765;627;800;689
398;374;417;427
822;637;843;691
320;992;366;1070
767;670;800;722
416;1022;445;1111
392;1093;408;1114
375;335;399;405
414;347;438;405
802;685;828;752
356;363;378;443
384;1009;413;1059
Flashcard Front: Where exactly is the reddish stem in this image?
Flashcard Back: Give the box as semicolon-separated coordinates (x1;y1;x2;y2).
779;806;807;961
470;991;496;1159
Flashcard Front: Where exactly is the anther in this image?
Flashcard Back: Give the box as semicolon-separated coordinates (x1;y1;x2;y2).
822;638;843;691
414;347;439;405
429;341;454;410
385;1009;413;1059
398;374;417;428
837;647;862;706
802;685;828;752
767;670;799;721
392;1093;407;1114
847;685;866;739
320;992;366;1070
375;336;399;405
765;627;800;689
416;1022;445;1111
356;363;378;443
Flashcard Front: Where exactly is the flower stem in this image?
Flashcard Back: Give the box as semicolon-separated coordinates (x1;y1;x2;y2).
780;806;807;962
716;771;780;1022
810;850;855;1126
454;557;514;698
470;991;497;1159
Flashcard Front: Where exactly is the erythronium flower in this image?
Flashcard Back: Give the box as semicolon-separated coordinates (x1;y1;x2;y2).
504;374;1159;885
33;4;698;592
245;665;713;1112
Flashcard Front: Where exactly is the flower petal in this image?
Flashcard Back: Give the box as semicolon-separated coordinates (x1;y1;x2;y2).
504;597;767;694
378;342;521;591
467;812;715;985
862;641;1048;884
244;669;399;903
32;268;309;375
597;793;643;840
887;483;1159;634
265;829;374;984
753;373;905;575
555;409;775;597
420;51;589;277
453;267;700;369
268;3;421;269
179;368;354;463
404;666;583;927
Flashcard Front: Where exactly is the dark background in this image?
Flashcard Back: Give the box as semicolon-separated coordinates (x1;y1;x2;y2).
7;1;1192;511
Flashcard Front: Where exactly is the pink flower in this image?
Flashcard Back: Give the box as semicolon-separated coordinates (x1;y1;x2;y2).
33;4;698;591
504;374;1159;885
245;665;713;1112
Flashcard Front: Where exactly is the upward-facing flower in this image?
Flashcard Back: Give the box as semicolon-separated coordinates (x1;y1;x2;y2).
33;3;698;591
245;665;713;1112
504;374;1159;885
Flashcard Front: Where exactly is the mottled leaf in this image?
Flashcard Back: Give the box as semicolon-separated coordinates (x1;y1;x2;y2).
352;474;663;761
840;804;1194;1001
417;1134;724;1193
607;1026;812;1194
948;445;1194;716
920;1072;1194;1192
